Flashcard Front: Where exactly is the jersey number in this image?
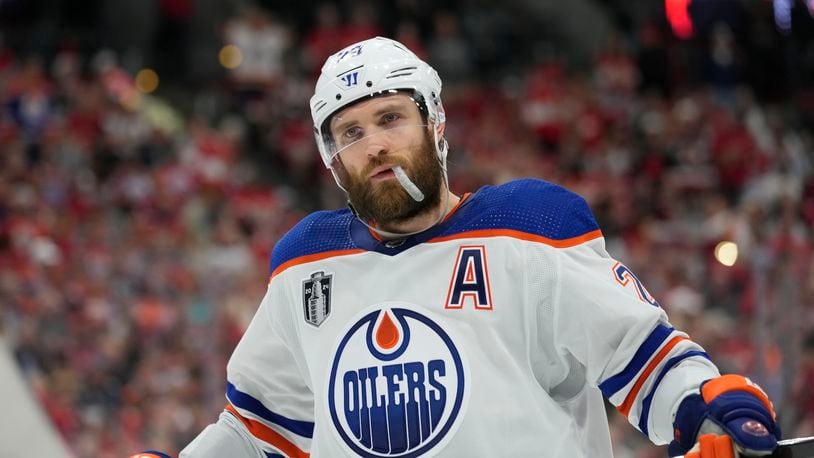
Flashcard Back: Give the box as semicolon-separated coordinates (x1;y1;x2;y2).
612;262;660;307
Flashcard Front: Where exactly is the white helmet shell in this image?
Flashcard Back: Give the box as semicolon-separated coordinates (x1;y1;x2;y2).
310;36;445;168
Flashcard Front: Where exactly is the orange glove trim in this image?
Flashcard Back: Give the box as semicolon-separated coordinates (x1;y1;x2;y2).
701;374;776;420
685;434;735;458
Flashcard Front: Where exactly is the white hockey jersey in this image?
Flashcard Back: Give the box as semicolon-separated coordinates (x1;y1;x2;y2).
182;179;720;458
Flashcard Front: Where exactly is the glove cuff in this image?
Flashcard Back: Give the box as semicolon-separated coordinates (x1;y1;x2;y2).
668;393;708;456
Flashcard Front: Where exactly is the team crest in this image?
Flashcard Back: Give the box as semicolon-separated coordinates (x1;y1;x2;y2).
303;271;332;326
327;303;469;457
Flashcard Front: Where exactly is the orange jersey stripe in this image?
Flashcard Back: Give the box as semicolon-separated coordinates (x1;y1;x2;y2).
270;249;365;281
270;226;600;280
225;403;310;458
618;336;688;417
428;228;603;248
368;226;384;241
441;192;472;223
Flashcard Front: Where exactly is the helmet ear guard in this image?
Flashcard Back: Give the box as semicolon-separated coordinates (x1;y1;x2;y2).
310;37;446;169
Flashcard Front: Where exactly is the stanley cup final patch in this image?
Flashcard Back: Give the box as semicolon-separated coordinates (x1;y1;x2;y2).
303;271;332;327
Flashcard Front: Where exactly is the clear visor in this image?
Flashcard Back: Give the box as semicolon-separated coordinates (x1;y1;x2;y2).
323;123;430;166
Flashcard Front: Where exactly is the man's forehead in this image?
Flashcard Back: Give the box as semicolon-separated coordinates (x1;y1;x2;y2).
330;92;417;126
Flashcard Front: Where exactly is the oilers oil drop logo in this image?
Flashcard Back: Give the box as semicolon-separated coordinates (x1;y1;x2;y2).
328;305;467;457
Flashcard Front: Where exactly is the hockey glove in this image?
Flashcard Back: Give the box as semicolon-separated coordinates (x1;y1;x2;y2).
668;374;780;457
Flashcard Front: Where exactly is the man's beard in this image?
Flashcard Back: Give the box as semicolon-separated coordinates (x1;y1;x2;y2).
343;132;443;226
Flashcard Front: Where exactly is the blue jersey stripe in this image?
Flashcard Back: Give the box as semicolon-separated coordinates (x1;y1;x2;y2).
637;350;712;435
265;453;285;458
226;381;315;438
269;179;601;274
599;324;674;398
269;210;357;275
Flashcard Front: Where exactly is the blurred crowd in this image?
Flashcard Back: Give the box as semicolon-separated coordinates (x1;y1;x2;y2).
1;1;813;457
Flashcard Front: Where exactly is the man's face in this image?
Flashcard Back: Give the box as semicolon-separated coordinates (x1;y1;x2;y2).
328;93;443;224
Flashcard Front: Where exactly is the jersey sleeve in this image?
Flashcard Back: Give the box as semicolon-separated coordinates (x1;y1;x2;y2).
548;194;720;445
181;281;314;458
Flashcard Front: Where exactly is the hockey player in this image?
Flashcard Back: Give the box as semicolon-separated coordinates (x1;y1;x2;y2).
175;37;780;457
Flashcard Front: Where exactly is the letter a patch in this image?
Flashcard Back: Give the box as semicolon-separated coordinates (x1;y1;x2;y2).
445;245;493;310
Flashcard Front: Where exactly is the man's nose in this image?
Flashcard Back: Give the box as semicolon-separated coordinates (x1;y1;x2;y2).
363;130;392;158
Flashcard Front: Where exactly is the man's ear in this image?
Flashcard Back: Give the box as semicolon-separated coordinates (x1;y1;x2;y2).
435;102;447;138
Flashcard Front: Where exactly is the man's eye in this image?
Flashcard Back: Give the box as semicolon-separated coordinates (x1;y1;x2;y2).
343;126;362;139
382;112;401;124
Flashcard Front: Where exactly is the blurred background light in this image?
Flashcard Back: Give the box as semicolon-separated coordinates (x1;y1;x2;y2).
666;0;694;38
774;0;793;34
219;44;243;69
714;241;739;267
135;68;159;93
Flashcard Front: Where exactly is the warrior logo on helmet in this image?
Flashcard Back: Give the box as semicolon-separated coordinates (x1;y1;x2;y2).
327;304;468;457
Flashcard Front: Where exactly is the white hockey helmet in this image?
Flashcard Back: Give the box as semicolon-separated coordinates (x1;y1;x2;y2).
310;37;447;169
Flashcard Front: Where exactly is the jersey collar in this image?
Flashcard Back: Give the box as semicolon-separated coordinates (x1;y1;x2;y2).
351;192;473;255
